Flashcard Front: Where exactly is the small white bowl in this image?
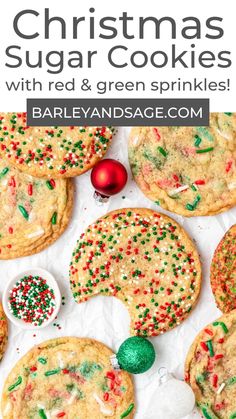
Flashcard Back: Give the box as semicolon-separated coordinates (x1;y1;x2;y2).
3;268;61;330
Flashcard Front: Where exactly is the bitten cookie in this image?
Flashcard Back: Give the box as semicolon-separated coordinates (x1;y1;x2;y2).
128;113;236;216
70;208;201;337
0;160;73;259
211;225;236;313
0;113;113;178
0;302;8;362
185;311;236;419
1;337;134;419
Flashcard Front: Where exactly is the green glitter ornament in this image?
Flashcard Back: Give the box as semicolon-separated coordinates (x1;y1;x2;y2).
111;337;156;374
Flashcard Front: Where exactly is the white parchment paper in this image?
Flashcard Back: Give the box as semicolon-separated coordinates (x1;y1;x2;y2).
1;127;235;419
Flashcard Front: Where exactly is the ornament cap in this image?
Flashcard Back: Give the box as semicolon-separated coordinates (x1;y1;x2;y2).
93;190;109;205
110;354;121;370
157;367;174;386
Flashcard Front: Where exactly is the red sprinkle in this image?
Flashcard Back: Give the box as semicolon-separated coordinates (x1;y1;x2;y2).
9;176;16;187
50;179;56;188
194;179;206;185
215;402;226;411
214;354;224;360
173;174;179;182
226;160;233;173
200;341;208;352
212;374;218;388
106;371;115;380
104;392;109;401
28;184;33;196
204;328;213;336
153;128;161;140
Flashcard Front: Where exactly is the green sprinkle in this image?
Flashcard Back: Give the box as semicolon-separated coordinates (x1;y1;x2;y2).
230;413;236;419
0;167;9;178
51;212;57;225
197;127;213;142
196;373;206;383
196;147;214;154
227;376;236;385
191;184;197;191
219;322;228;333
79;361;102;379
186;195;201;211
38;409;47;419
45;368;60;376
157;146;167;157
46;180;53;190
225;112;232;116
193;195;201;208
201;407;213;419
213;321;228;334
194;135;202;147
18;205;29;220
186;203;194;211
38;357;47;364
206;340;214;357
120;403;135;418
8;376;22;392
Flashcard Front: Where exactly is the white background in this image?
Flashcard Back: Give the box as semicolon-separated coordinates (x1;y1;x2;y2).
0;127;235;419
0;1;236;418
0;0;235;111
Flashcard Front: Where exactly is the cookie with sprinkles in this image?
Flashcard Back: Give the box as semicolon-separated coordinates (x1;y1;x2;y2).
69;208;201;337
128;113;236;216
0;160;73;259
0;302;8;361
211;225;236;313
0;113;113;178
1;337;134;419
185;310;236;419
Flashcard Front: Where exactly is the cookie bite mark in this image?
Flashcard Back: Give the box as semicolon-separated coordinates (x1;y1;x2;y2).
69;208;201;337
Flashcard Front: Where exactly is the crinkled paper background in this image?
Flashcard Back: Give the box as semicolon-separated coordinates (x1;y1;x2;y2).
1;127;235;419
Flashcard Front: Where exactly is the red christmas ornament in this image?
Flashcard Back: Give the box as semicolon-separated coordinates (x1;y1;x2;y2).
91;159;128;199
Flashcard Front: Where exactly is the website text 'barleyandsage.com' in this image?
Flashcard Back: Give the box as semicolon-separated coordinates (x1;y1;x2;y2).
27;98;209;126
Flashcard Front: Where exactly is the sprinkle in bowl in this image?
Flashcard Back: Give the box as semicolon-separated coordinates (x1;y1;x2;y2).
3;268;61;330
